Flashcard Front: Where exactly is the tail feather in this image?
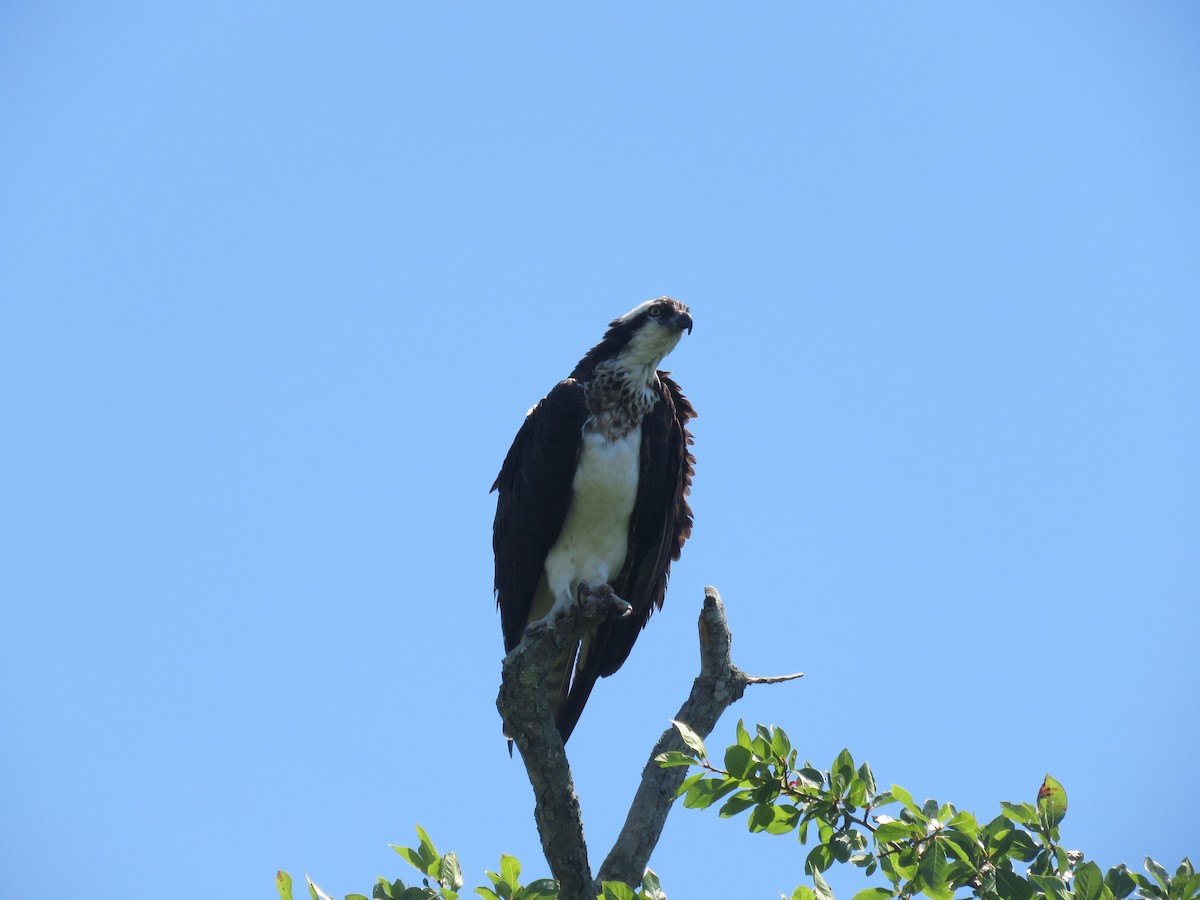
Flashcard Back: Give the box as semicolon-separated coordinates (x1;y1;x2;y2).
506;635;605;749
546;641;577;727
554;633;598;744
503;639;585;753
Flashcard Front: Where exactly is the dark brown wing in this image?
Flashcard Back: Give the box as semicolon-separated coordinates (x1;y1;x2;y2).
492;380;587;653
554;372;696;741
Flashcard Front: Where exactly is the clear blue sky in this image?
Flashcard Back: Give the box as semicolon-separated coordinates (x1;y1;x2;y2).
2;3;1197;898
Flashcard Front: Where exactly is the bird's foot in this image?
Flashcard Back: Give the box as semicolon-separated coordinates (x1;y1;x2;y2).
522;617;555;641
525;584;632;641
577;581;633;618
525;590;585;640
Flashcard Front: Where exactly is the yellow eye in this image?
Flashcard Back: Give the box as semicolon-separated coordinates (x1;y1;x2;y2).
648;306;663;317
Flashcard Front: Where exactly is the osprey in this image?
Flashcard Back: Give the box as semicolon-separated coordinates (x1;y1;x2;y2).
492;298;696;745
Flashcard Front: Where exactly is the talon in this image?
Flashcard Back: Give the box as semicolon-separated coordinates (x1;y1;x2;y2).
524;619;552;640
570;582;631;617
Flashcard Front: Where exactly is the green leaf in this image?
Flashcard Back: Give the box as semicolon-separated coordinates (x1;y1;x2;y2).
790;887;815;900
771;726;793;760
946;810;979;836
655;750;699;768
765;804;801;835
748;803;775;833
879;846;917;884
890;784;920;814
474;890;501;900
831;749;855;795
599;882;636;900
873;820;923;844
751;735;771;759
1030;874;1072;900
857;762;877;799
305;876;336;900
1030;848;1053;877
846;777;867;808
805;843;834;874
718;792;757;817
415;825;440;874
944;859;976;891
917;839;952;900
674;771;706;800
1146;858;1172;893
812;869;834;900
501;855;522;893
392;846;429;875
375;876;402;899
1076;862;1106;900
725;744;756;780
640;869;666;900
671;720;708;761
1104;865;1137;900
995;868;1036;900
852;889;894;900
940;828;982;864
871;790;895;808
515;880;558;900
1000;801;1039;827
736;719;752;749
796;767;825;789
277;871;294;900
1006;830;1040;862
440;852;464;892
683;775;739;810
982;814;1016;857
1054;846;1070;873
829;832;854;863
1037;776;1068;829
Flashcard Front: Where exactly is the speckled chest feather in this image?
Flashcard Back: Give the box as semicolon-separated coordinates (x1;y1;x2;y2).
584;363;659;440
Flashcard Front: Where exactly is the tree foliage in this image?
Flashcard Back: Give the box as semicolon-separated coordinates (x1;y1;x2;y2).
658;721;1194;900
278;721;1194;900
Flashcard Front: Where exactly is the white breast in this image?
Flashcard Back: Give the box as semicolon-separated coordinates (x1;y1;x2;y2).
543;426;642;603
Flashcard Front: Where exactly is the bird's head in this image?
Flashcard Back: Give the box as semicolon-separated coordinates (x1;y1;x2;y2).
611;297;692;369
571;297;693;380
611;297;693;337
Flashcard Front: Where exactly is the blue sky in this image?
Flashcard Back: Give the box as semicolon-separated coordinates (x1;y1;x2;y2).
2;3;1198;898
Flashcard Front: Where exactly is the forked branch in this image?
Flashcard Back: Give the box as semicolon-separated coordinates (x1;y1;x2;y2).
496;585;802;900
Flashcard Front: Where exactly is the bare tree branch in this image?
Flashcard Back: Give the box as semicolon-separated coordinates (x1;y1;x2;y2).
746;672;805;685
496;591;623;900
597;585;751;886
496;584;801;900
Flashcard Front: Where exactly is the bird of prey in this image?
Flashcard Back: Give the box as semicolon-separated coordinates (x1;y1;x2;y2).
492;298;696;745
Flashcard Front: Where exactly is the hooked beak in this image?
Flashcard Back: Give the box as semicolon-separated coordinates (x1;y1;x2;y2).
674;310;693;334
